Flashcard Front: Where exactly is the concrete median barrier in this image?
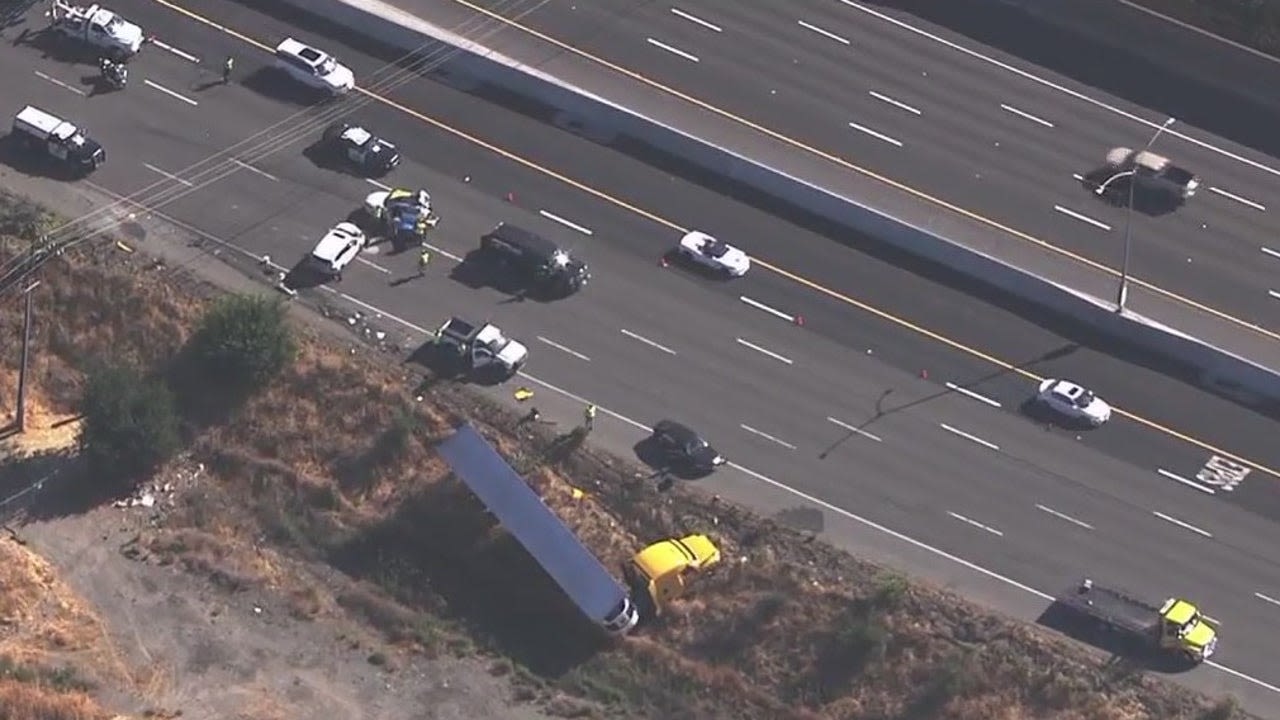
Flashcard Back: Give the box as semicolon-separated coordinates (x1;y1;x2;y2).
274;0;1280;409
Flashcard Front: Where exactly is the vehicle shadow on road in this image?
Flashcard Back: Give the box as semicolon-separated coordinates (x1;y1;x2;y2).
1036;601;1199;675
240;67;332;106
0;135;81;181
631;436;714;483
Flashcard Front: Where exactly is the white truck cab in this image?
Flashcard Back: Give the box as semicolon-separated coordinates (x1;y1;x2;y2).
48;1;144;59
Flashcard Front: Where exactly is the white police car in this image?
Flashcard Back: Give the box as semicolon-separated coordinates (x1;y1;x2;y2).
322;122;400;175
309;222;366;279
1035;378;1112;427
677;230;750;277
274;37;354;95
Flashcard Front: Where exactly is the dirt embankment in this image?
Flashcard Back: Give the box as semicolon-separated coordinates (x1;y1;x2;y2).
0;202;1247;719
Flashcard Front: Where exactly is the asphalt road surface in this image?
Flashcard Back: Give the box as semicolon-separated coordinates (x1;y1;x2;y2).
389;0;1280;359
3;0;1280;712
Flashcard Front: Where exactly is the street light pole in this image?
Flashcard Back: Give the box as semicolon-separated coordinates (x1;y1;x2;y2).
1113;117;1176;312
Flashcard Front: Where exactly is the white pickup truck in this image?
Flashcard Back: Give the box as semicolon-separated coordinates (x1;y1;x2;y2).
48;1;143;60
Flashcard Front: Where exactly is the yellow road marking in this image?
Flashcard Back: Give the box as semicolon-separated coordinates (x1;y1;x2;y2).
147;0;1280;482
447;0;1280;346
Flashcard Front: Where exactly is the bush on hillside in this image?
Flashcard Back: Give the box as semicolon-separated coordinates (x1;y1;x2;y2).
186;293;296;393
78;361;181;485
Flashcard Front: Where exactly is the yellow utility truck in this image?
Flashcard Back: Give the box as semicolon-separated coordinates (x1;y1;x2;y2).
1057;578;1218;663
631;534;720;615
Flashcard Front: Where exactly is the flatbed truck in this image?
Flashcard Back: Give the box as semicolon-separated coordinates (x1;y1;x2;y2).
1057;578;1218;663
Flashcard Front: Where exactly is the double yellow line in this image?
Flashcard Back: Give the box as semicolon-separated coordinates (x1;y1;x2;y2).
148;0;1280;483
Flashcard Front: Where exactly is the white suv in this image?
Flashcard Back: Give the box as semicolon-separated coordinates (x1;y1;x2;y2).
274;37;355;95
310;222;366;278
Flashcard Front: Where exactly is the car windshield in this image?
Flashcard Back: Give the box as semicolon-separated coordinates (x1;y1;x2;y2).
702;239;729;258
1074;391;1094;408
317;57;337;75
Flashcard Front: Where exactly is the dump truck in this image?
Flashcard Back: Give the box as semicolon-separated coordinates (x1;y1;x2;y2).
47;1;144;60
437;424;639;635
1057;578;1218;663
630;534;720;615
1104;146;1200;202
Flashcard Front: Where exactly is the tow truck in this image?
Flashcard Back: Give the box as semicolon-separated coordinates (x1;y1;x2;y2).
47;0;143;60
362;187;439;250
433;317;528;380
1056;578;1218;663
629;534;720;617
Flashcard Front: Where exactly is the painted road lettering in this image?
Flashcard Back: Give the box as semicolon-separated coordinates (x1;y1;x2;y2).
1197;455;1251;492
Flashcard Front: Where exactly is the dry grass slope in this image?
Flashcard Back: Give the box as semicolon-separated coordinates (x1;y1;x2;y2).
0;216;1249;719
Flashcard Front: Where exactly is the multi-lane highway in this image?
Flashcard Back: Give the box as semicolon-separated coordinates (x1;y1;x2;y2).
5;0;1280;712
395;0;1280;361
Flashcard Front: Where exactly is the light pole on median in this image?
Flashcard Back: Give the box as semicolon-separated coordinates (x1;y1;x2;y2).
1095;117;1176;312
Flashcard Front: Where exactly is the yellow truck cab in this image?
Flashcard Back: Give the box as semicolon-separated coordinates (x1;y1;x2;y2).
632;534;720;614
1158;598;1219;660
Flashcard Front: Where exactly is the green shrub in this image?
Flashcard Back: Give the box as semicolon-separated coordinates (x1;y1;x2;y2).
79;360;181;484
187;293;295;392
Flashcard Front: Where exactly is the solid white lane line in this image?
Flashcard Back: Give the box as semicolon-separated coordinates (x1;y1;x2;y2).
827;416;882;442
739;295;795;322
948;511;1004;537
422;241;463;263
1071;173;1087;183
797;19;851;45
1053;205;1112;231
869;90;921;116
536;335;591;361
365;178;392;190
232;158;278;181
1262;246;1280;260
1270;290;1280;301
1209;186;1267;212
1157;467;1217;495
144;163;194;187
1000;103;1055;128
356;257;390;274
848;122;903;147
838;0;1280;180
149;38;200;63
735;337;793;365
740;424;797;450
539;209;593;235
670;7;722;32
646;37;700;62
944;381;1001;408
1152;510;1213;538
1257;592;1280;608
144;78;198;106
620;328;676;355
33;70;85;96
1035;504;1093;530
939;423;999;451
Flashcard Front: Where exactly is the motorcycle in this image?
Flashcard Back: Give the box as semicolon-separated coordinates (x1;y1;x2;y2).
99;58;127;90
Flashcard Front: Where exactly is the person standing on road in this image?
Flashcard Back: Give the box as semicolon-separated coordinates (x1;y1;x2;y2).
416;249;431;277
583;403;597;432
222;56;234;84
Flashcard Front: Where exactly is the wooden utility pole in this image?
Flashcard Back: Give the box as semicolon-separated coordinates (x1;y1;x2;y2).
14;281;38;433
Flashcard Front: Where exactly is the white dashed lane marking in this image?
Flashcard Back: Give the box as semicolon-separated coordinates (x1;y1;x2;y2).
669;7;722;32
646;37;699;62
848;121;903;147
144;78;199;106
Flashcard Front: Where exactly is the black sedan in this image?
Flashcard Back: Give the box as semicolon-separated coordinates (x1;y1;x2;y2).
321;121;400;176
650;420;726;474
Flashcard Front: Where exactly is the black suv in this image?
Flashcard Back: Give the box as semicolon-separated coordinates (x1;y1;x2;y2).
479;223;590;298
650;420;726;474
